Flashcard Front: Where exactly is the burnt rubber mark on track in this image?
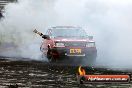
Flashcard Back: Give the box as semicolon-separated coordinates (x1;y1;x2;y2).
0;57;131;88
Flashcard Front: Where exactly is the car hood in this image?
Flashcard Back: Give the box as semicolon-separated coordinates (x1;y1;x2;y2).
53;38;94;42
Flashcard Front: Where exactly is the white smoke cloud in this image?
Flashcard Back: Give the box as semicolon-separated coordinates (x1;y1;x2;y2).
0;0;132;68
54;0;132;68
0;0;57;60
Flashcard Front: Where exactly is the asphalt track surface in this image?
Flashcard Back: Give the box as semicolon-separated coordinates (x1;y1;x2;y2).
0;57;131;88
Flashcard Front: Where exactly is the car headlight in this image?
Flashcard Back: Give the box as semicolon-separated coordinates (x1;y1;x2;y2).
55;42;65;47
86;42;95;47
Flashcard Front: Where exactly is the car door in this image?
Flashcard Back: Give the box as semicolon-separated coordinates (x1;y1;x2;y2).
41;29;53;55
46;29;54;48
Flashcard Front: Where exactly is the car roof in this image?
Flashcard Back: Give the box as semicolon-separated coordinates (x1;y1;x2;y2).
51;26;82;30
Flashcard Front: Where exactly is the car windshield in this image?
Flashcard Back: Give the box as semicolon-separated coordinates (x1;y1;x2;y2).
51;28;87;38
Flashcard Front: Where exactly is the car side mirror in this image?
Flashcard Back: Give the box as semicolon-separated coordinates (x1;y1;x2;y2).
42;35;50;39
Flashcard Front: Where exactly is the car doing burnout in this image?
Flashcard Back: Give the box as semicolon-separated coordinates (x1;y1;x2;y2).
34;26;97;65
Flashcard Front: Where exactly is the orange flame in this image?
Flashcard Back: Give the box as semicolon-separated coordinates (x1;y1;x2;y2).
78;66;86;76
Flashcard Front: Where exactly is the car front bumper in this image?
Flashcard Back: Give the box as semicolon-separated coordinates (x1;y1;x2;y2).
50;47;97;58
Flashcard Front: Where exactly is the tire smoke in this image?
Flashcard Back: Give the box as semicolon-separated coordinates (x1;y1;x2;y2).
0;0;132;69
0;0;57;60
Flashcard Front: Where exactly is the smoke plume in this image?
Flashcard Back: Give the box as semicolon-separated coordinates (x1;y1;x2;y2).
0;0;57;60
0;0;132;68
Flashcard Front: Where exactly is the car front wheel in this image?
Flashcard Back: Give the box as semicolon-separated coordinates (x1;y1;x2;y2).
82;55;96;66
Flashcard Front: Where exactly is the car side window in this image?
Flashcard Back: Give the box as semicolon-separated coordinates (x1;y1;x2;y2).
46;29;54;38
45;30;49;35
48;29;52;36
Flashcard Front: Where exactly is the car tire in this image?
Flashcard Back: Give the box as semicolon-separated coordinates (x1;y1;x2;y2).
47;50;51;61
83;55;96;66
47;50;56;62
